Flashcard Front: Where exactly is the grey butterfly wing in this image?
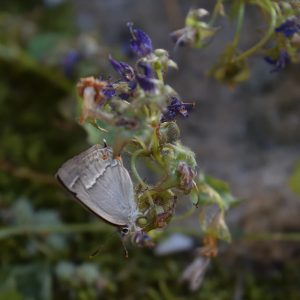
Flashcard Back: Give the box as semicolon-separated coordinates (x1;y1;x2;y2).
56;144;136;226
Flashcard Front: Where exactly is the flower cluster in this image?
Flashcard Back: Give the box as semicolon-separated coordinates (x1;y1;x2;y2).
170;5;300;84
77;23;234;276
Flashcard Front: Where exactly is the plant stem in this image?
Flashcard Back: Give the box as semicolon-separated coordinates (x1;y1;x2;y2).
131;149;155;207
232;2;245;49
234;1;277;62
209;0;224;26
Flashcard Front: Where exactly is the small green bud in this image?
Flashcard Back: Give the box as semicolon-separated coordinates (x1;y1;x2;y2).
159;122;180;144
154;49;168;57
136;216;148;227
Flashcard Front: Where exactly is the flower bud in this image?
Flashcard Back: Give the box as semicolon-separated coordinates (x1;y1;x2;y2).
158;121;180;144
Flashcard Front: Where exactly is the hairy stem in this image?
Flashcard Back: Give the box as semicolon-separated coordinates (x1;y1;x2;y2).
131;149;155;207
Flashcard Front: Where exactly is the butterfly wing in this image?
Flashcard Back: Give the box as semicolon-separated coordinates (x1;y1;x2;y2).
56;145;136;226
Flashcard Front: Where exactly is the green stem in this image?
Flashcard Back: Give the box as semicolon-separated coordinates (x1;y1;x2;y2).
232;2;245;49
209;0;224;26
131;149;154;207
156;69;164;83
234;1;277;62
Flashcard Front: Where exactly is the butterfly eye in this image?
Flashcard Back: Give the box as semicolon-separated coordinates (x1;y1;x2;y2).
121;226;129;235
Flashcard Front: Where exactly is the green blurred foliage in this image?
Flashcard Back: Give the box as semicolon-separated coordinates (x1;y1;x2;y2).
289;160;300;196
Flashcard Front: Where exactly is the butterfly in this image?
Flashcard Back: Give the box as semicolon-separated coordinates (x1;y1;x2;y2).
56;144;152;252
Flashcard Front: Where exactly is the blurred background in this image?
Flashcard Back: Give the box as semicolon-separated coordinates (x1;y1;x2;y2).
0;0;300;299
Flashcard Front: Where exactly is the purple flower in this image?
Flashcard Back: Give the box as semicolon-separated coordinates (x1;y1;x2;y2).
264;50;290;72
108;54;135;81
138;61;154;78
275;18;300;38
136;75;155;91
62;49;81;78
136;61;156;92
108;53;156;99
161;97;194;123
102;84;116;99
127;22;153;57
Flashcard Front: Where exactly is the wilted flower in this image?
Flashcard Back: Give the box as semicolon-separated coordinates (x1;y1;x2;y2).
177;161;196;193
77;77;109;104
170;8;217;49
170;27;198;47
264;50;290;72
127;22;153;57
275;18;300;38
181;256;210;291
161;97;194;123
199;235;218;257
77;77;112;123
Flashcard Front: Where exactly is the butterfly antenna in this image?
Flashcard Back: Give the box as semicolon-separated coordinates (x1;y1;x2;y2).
89;245;104;258
120;237;129;258
89;230;118;258
119;227;130;258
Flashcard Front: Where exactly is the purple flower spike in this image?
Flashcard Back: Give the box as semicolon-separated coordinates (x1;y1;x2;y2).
264;50;290;72
275;18;300;38
127;22;153;57
108;54;135;82
161;97;194;123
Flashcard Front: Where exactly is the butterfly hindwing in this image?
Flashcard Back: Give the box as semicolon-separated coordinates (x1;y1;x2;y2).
56;145;137;226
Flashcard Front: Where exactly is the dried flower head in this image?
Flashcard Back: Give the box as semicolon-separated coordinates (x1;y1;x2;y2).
177;161;197;193
161;97;194;123
181;256;210;291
